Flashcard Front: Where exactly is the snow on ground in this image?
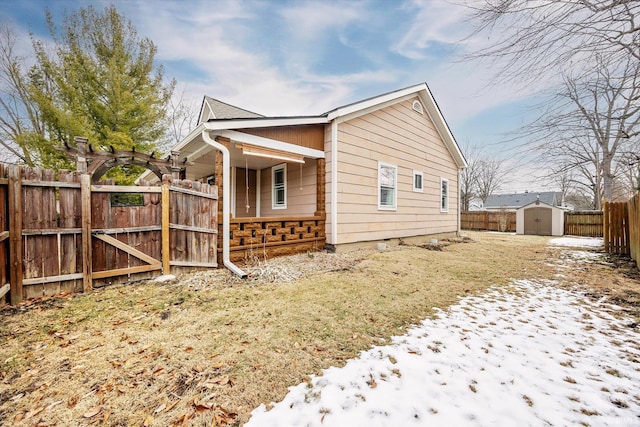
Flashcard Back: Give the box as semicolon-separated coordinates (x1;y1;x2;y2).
549;237;604;248
246;279;640;427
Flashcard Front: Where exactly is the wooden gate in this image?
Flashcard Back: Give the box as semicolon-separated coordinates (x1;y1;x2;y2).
1;165;217;305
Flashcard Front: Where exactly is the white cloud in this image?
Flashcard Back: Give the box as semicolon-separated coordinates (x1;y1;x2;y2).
393;0;470;59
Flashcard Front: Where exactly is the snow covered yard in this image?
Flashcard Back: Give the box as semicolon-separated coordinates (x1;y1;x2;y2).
247;238;640;427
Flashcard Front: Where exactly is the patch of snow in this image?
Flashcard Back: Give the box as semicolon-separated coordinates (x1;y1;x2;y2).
549;237;603;248
246;281;640;427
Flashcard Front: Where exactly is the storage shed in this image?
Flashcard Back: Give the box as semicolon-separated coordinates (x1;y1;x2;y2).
516;200;564;236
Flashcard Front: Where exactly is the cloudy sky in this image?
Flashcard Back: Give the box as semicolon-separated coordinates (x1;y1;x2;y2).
0;0;549;192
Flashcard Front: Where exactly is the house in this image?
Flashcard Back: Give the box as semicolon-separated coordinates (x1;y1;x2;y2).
484;191;573;211
151;83;467;271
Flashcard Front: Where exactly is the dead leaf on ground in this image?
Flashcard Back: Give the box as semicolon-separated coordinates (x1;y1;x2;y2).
83;406;102;418
194;402;212;412
214;406;238;425
24;406;45;419
367;374;377;389
67;395;79;408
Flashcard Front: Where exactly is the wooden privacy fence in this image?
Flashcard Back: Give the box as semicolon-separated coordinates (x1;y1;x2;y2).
460;211;516;232
603;201;629;255
564;211;603;237
626;193;640;266
0;165;217;305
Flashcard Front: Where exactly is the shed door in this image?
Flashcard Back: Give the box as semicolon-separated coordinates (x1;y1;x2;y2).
524;207;553;235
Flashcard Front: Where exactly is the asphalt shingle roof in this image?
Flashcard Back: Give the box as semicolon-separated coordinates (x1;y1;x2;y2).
204;96;264;119
485;192;560;209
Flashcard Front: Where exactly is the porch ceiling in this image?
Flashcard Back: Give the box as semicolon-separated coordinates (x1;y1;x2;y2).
183;129;324;172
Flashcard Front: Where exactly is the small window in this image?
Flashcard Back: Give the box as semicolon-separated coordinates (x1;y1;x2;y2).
413;170;424;192
272;164;286;209
110;193;144;207
412;100;424;115
440;178;449;212
378;161;397;210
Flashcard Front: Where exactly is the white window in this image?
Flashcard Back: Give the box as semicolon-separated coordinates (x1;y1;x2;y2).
413;170;424;192
272;164;286;209
440;178;449;212
378;161;397;210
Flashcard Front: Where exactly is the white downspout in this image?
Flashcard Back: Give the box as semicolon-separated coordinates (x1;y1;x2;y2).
331;120;338;246
202;130;247;278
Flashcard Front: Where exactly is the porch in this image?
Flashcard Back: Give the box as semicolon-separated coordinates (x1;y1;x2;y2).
176;126;327;265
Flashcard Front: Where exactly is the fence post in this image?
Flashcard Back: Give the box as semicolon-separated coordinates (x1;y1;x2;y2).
81;174;93;292
161;174;171;274
8;165;22;304
603;200;609;252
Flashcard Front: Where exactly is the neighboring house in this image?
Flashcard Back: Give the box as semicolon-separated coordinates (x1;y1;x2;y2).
484;191;574;212
148;83;467;268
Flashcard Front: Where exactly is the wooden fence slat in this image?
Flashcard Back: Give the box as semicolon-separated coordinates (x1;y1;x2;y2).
8;165;23;304
162;176;170;274
0;283;9;298
81;174;93;292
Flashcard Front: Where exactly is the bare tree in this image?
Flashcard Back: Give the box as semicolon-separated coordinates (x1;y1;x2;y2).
524;56;640;207
164;85;198;151
459;143;480;211
460;1;640;207
0;24;44;165
475;157;507;204
462;0;640;87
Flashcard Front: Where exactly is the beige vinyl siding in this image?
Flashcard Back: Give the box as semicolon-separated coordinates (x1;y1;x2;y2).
334;97;459;244
260;162;317;217
234;168;257;217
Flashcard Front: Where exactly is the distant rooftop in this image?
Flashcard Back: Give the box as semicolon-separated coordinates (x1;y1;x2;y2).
485;191;561;209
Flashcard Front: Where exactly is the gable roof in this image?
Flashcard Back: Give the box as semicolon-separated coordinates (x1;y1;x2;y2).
325;83;466;168
198;96;263;123
182;83;466;169
485;192;561;209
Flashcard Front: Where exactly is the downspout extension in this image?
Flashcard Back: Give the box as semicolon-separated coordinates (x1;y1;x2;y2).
201;130;248;278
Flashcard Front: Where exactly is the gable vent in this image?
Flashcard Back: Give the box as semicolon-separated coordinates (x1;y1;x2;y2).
412;100;424;115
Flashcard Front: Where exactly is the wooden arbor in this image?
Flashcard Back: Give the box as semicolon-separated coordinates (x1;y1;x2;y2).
59;136;185;182
56;138;192;294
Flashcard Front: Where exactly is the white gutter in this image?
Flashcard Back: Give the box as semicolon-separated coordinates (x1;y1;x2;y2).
201;130;248;278
331;120;338;245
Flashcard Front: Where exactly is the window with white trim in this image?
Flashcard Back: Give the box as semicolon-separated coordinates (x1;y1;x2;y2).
378;161;397;210
272;164;286;209
440;178;449;212
413;170;424;192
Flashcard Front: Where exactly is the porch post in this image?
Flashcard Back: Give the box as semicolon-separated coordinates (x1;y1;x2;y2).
315;158;326;217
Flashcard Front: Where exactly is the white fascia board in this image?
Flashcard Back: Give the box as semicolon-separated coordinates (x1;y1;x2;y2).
326;83;427;122
204;116;328;130
215;129;325;159
173;123;208;152
418;88;468;170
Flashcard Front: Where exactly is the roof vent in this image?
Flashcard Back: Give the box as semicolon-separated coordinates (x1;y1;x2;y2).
412;100;424;115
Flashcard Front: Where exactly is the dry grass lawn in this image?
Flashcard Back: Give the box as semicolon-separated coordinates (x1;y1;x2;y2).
0;232;636;426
